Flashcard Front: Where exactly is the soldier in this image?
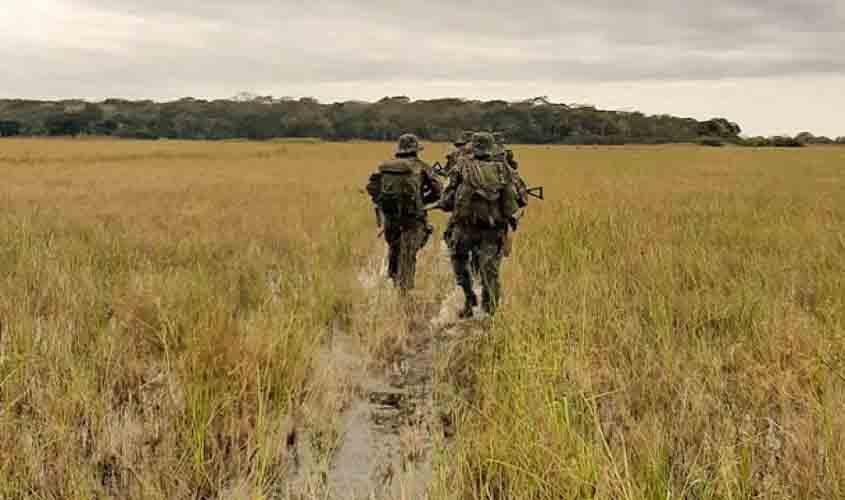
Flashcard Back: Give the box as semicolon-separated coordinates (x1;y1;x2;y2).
444;131;474;173
493;132;519;170
366;134;442;292
442;132;520;318
442;131;474;246
494;132;528;208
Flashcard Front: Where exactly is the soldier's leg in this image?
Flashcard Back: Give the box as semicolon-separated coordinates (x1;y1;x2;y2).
477;230;505;315
443;219;455;249
450;226;478;318
420;223;433;251
397;222;425;292
385;224;401;285
470;250;481;279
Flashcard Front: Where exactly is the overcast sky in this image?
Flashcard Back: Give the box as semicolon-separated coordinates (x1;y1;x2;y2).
1;0;843;136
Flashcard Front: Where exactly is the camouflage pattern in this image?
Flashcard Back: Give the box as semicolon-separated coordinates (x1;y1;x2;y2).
471;132;495;158
444;131;474;174
396;133;424;155
444;144;471;172
489;133;528;258
492;133;506;162
454;130;474;146
368;135;442;292
491;133;527;207
493;132;519;170
441;132;520;316
511;168;529;208
450;224;505;315
384;219;431;291
505;149;519;170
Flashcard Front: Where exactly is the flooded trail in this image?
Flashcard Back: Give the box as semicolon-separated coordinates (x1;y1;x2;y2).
285;239;486;499
327;243;467;499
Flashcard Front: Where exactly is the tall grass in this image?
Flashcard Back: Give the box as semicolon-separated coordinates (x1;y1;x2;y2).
0;139;382;498
434;146;845;499
1;140;843;498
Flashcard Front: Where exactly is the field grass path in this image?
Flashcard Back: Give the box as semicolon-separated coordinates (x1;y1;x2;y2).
287;242;475;499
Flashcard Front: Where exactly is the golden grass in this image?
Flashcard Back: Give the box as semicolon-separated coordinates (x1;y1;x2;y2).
436;145;845;499
1;139;844;499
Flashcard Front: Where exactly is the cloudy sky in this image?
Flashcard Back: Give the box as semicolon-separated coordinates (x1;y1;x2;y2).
1;0;843;136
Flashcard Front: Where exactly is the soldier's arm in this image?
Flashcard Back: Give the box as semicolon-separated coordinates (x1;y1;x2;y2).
366;170;382;204
506;150;519;170
511;168;529;208
439;167;462;212
444;151;457;170
420;166;443;205
499;164;521;228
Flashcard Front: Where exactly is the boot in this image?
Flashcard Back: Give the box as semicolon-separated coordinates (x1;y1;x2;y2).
482;288;498;316
459;289;478;319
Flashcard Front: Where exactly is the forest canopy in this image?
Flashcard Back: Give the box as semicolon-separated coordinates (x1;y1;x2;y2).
0;94;801;145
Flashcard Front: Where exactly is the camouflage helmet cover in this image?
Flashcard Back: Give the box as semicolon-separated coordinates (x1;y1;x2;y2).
396;133;423;154
471;132;495;158
454;131;474;146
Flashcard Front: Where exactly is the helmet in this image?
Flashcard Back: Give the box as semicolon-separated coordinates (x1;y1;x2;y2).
493;132;506;145
396;134;423;155
471;132;495;158
454;131;474;146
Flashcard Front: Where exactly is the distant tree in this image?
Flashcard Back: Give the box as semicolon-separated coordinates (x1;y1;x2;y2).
741;136;772;147
44;103;104;136
698;118;741;138
795;131;815;144
836;137;845;145
771;136;804;148
698;137;725;147
91;119;119;135
45;113;83;136
793;132;838;145
0;97;752;145
0;120;21;136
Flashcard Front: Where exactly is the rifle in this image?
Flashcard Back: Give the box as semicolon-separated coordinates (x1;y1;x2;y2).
374;206;385;237
373;205;384;228
526;186;544;201
431;161;449;178
423;201;448;213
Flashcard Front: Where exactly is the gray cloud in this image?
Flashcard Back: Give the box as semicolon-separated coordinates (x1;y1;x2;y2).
1;0;844;135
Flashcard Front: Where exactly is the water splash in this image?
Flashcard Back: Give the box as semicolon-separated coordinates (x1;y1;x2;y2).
358;251;389;291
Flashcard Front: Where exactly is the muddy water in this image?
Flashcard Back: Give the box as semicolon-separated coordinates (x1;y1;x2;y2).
325;322;440;498
328;400;382;497
291;241;476;499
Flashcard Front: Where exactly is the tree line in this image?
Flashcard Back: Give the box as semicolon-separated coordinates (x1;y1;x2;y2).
0;95;841;146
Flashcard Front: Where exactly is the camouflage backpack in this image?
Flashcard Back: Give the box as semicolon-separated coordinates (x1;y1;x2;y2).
453;158;512;228
512;168;529;208
374;158;424;219
452;133;519;227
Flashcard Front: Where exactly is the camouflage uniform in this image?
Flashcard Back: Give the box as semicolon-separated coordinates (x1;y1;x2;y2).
442;133;520;317
442;131;475;245
367;134;442;292
444;131;474;174
494;132;528;208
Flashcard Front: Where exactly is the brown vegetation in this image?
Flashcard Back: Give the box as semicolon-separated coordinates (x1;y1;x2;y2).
1;139;843;498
